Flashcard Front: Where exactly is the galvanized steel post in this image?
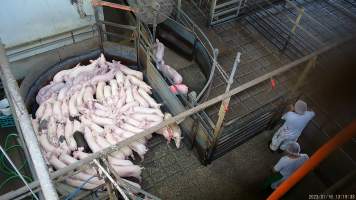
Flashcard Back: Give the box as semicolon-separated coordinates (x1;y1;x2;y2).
208;52;241;161
209;0;217;26
0;41;59;199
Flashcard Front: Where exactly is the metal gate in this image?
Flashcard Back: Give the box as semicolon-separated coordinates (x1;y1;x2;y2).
209;0;248;26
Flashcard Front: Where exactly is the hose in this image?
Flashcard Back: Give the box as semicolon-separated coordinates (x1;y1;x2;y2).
0;175;32;193
0;134;29;175
64;176;95;200
0;133;33;193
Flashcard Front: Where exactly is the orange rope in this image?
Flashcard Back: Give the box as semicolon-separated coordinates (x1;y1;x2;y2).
267;120;356;200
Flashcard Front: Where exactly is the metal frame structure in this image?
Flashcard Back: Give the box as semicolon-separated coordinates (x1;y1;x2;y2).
1;33;351;199
243;0;356;59
1;0;356;199
183;0;356;162
209;0;248;26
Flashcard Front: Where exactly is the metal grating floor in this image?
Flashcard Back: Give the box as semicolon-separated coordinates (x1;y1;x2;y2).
245;0;356;59
183;0;356;124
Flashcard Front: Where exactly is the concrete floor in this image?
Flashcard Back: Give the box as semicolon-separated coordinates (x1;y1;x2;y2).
142;130;326;200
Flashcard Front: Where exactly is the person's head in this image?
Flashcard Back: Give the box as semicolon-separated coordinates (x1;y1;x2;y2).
285;142;301;157
294;100;307;115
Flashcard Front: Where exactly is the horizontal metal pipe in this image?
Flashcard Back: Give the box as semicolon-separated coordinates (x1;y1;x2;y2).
1;35;353;200
98;20;136;30
5;25;95;50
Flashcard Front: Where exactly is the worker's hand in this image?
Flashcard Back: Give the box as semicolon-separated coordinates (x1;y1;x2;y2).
272;167;277;173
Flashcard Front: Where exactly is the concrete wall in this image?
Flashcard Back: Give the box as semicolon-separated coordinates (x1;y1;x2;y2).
0;0;94;47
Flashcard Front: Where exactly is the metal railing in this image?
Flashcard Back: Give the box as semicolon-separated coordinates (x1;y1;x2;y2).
3;33;353;199
244;0;356;59
209;0;248;26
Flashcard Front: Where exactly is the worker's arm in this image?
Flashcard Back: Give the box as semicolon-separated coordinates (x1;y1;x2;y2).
273;157;286;173
281;111;293;120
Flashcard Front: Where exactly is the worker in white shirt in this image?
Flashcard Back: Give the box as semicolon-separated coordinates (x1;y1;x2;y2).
269;142;309;189
270;100;315;151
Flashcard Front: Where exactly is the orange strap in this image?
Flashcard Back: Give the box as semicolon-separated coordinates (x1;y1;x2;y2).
223;102;229;112
271;78;276;89
92;0;136;12
267;120;356;200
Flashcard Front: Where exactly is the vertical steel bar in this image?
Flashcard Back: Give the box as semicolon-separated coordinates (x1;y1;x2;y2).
152;13;157;41
236;0;244;17
282;7;305;51
285;0;336;37
93;4;107;50
225;52;241;92
1;69;45;200
93;160;129;200
209;0;218;26
177;0;182;20
136;18;141;68
196;48;219;102
0;41;59;200
209;52;241;160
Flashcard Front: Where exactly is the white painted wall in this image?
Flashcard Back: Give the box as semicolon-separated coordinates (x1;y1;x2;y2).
0;0;97;62
0;0;95;47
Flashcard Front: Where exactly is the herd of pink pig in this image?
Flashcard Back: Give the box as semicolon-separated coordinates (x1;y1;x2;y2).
31;53;182;190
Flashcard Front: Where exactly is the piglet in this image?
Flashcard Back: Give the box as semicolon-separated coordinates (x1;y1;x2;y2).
170;84;188;95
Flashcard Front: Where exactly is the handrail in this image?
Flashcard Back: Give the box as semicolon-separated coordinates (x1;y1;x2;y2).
267;120;356;200
173;8;229;98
